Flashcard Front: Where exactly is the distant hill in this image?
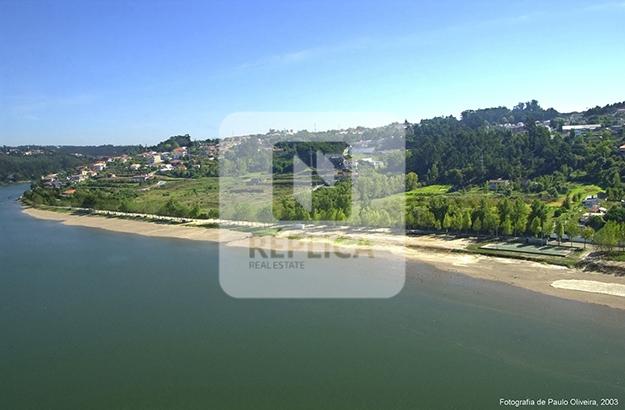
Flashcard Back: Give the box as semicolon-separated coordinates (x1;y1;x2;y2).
3;99;625;188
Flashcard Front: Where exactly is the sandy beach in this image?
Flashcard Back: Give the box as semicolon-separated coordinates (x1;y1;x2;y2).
23;206;625;310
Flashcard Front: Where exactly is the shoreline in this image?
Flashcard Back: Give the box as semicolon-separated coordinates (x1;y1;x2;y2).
22;206;625;311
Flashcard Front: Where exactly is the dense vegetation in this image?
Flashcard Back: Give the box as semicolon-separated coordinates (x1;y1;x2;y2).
406;103;625;195
12;100;625;256
0;151;85;183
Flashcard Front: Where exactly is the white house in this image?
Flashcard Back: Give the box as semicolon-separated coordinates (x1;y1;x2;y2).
148;154;162;165
91;161;107;172
562;124;602;136
159;164;174;172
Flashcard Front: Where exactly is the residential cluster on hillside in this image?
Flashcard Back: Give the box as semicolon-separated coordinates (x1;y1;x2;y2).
498;112;625;139
38;141;220;195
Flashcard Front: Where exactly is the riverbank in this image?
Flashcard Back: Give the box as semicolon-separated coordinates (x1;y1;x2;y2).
22;206;625;310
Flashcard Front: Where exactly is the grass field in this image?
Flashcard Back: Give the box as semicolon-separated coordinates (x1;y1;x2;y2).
546;183;603;207
129;177;220;214
407;184;452;196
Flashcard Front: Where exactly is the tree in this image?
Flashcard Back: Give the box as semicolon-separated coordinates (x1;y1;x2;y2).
472;217;482;234
555;219;564;245
605;205;625;223
482;207;500;236
426;162;439;184
587;215;605;231
565;219;580;247
497;198;512;222
582;227;594;249
530;217;542;238
461;209;472;232
427;196;449;226
405;172;419;191
233;202;253;221
561;195;572;210
189;203;202;219
501;216;513;236
451;212;464;232
256;206;274;223
541;216;554;239
511;199;530;235
594;221;620;252
442;212;452;233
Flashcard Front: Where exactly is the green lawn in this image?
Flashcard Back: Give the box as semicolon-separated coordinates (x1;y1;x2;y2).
406;184;452;196
546;183;603;207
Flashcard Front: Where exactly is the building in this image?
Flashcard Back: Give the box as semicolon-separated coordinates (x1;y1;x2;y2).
358;157;383;169
487;178;510;190
41;173;58;186
69;174;87;183
562;124;602;136
582;195;600;209
501;122;525;132
91;161;107;172
148;154;162;165
61;188;76;197
42;174;63;189
131;174;153;183
130;163;142;171
172;147;187;160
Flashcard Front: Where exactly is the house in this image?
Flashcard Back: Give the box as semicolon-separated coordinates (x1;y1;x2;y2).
358;157;383;169
91;161;107;172
45;180;63;189
562;124;602;136
69;174;87;183
61;188;76;197
130;163;142;171
41;174;59;188
501;122;525;132
619;144;625;154
148;154;162;165
582;195;600;209
131;174;154;183
42;173;58;181
487;178;510;190
160;152;171;161
111;155;129;163
159;164;174;172
172;147;187;160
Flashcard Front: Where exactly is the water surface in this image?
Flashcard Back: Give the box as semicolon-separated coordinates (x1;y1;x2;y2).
1;184;625;409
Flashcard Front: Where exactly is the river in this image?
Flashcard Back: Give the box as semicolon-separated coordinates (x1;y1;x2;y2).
1;184;625;409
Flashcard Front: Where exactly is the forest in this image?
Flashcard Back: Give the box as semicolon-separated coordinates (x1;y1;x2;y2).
405;102;625;200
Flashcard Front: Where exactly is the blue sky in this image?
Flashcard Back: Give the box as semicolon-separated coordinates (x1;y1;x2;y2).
1;0;625;146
